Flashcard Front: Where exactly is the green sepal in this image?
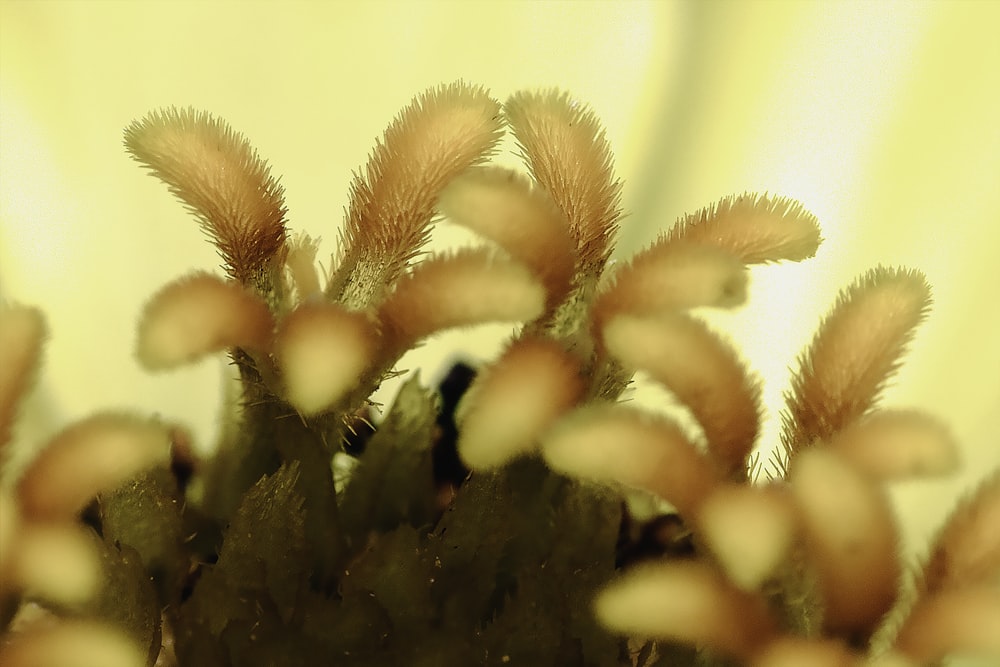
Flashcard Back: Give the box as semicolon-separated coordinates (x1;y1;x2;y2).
218;460;307;621
180;462;307;641
339;374;438;548
299;589;391;658
431;458;623;664
221;616;323;667
340;524;436;634
99;466;185;605
429;464;519;631
86;534;162;666
477;471;622;666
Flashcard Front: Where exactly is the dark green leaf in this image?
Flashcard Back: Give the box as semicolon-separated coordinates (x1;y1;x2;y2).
341;525;435;633
218;461;307;621
86;534;162;666
99;466;185;605
180;461;306;644
339;375;438;547
299;589;391;658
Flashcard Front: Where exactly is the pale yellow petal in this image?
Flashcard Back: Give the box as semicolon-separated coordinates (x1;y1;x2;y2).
14;523;100;605
664;192;821;264
830;410;958;479
541;404;718;518
16;412;171;520
136;272;275;370
595;560;776;659
330;82;504;309
274;302;377;416
377;248;545;355
752;637;858;667
604;313;761;479
789;448;900;636
506;89;622;279
699;485;795;591
894;589;1000;663
923;469;1000;594
594;241;747;323
439;166;575;309
0;619;146;667
124;107;287;285
777;267;931;473
458;336;584;469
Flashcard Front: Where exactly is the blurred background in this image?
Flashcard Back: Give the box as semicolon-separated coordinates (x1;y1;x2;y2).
1;0;998;623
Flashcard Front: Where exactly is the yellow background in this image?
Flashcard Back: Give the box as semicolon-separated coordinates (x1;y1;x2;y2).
1;0;998;593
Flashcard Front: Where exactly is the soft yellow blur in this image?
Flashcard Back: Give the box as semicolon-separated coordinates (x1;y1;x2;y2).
1;1;998;575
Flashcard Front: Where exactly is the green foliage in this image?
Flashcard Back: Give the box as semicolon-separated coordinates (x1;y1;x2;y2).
99;468;185;604
182;462;307;639
86;536;162;665
77;379;628;666
338;374;439;546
